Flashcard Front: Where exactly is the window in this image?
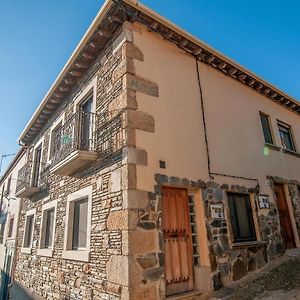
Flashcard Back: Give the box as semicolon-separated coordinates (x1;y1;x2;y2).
227;193;256;242
42;208;55;248
260;113;273;144
63;185;92;262
23;213;35;251
0;223;5;244
278;121;296;151
72;198;88;249
50;122;62;160
37;199;57;257
8;217;14;238
5;176;12;196
0;185;4;212
79;95;93;150
32;144;42;187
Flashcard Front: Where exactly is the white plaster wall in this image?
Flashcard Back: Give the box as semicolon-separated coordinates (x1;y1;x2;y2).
132;23;300;198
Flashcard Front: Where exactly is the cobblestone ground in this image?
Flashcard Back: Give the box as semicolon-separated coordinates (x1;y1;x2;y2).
211;249;300;300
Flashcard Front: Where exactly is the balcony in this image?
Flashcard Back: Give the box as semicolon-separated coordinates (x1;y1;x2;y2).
50;110;125;176
15;161;40;198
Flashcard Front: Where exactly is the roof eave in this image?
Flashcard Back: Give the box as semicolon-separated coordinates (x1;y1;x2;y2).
18;0;114;144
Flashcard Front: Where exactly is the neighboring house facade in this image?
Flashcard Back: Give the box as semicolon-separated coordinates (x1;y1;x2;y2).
0;148;26;300
10;0;300;300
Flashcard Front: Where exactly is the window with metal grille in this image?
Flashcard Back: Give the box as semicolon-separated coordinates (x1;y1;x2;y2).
278;121;296;151
260;112;273;144
227;193;256;242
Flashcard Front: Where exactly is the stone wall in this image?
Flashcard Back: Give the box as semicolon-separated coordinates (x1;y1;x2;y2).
147;173;288;297
14;22;153;300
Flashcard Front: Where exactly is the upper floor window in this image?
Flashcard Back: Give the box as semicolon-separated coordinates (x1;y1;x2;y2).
260;112;273;144
0;223;5;244
277;121;296;151
5;176;12;196
227;193;256;243
49;121;63;161
32;143;43;187
8;217;14;238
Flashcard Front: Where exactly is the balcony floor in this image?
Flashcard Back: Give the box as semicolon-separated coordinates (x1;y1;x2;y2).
50;150;98;176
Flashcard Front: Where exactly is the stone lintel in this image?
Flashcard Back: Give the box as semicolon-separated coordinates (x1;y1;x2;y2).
124;74;159;97
122;189;150;209
122;147;148;166
124;109;155;133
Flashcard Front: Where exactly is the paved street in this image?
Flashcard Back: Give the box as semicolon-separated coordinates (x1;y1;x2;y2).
212;249;300;300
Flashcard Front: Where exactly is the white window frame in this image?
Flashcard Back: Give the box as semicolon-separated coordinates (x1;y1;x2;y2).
37;199;58;257
6;214;15;240
62;185;92;262
21;208;36;254
47;114;65;164
31;137;44;187
73;77;96;114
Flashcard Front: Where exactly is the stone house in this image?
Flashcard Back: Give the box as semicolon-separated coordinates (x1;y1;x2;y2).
10;0;300;299
0;148;26;299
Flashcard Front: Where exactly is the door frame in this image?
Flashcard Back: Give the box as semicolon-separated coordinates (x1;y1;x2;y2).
273;183;300;248
162;186;195;296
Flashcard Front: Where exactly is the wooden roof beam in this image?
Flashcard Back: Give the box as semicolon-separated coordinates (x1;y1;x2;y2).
75;61;90;68
97;29;112;38
70;70;82;77
82;52;96;60
108;15;123;24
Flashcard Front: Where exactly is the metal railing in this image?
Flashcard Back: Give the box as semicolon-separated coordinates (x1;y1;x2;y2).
51;110;125;167
15;161;33;194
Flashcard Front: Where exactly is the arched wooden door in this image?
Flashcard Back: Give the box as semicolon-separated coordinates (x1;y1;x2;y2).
162;187;194;296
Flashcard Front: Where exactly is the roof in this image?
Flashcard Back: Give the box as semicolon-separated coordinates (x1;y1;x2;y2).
18;0;300;145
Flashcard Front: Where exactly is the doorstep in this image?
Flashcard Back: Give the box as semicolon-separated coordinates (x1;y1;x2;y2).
167;290;206;300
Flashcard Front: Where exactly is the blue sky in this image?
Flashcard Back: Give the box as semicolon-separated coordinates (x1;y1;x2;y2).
0;0;299;173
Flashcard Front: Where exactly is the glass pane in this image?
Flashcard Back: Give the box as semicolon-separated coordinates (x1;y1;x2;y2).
72;198;88;250
279;127;294;151
0;223;5;244
260;114;273;144
44;208;55;248
228;193;256;242
8;218;14;237
24;215;34;248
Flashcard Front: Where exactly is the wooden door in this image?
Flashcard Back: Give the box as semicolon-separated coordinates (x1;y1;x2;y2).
163;187;194;296
274;184;296;249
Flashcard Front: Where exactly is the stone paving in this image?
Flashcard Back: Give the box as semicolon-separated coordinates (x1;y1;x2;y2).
211;249;300;300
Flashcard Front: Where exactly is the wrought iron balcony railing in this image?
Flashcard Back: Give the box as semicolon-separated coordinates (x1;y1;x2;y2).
15;161;33;195
51;110;97;166
50;109;125;174
15;160;49;198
